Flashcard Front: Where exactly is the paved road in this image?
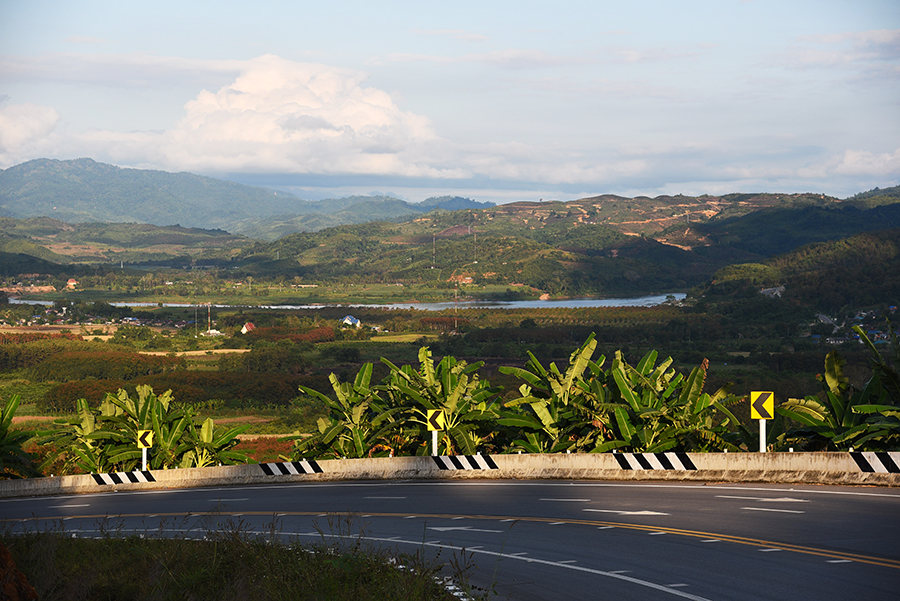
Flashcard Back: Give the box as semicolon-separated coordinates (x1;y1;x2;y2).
3;480;899;600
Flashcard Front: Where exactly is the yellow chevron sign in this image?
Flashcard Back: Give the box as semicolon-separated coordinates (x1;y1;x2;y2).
751;391;774;420
427;410;446;431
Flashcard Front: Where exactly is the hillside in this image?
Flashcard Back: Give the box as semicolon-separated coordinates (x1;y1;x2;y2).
0;217;252;264
701;228;900;311
0;159;493;237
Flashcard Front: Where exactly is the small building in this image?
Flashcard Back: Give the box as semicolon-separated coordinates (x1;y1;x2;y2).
241;322;256;335
66;279;78;290
342;315;361;328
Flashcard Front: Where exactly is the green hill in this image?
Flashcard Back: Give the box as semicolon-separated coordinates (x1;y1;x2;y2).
703;228;900;311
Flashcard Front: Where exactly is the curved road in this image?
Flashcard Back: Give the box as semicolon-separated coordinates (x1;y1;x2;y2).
3;480;899;600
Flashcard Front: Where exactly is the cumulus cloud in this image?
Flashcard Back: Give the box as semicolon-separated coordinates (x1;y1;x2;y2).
151;54;452;176
0;102;59;160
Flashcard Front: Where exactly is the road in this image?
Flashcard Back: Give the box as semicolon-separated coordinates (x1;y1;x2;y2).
3;480;898;600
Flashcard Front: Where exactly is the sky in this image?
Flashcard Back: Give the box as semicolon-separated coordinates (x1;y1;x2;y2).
0;0;898;203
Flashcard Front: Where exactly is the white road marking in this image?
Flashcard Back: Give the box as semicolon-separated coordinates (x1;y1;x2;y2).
549;522;566;525
597;526;615;530
760;548;783;552
701;539;720;543
540;498;592;502
717;496;808;503
558;559;578;564
208;498;248;502
667;584;689;588
584;509;670;516
452;516;465;520
608;570;632;574
827;559;852;564
742;507;805;514
48;504;90;508
428;526;503;533
509;552;529;556
404;515;418;519
649;532;667;536
364;496;407;499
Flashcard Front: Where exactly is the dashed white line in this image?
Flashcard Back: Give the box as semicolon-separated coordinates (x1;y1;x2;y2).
827;559;852;564
760;548;783;552
540;498;592;502
717;496;808;503
743;507;805;514
48;504;90;508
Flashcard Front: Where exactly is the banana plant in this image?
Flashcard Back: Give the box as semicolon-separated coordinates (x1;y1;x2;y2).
602;352;740;452
41;398;119;474
182;418;250;468
0;395;40;479
498;335;607;452
289;363;405;459
381;348;501;456
776;350;900;451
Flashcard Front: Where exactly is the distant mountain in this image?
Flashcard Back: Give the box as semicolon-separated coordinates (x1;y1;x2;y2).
0;159;495;238
0;158;303;229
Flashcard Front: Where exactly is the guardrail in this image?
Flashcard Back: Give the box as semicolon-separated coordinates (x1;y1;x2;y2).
1;452;897;498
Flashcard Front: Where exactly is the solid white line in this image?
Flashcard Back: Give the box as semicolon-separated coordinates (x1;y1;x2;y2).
558;559;578;564
742;507;805;514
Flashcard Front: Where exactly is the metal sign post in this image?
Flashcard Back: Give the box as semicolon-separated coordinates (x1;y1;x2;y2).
426;410;446;456
750;392;774;453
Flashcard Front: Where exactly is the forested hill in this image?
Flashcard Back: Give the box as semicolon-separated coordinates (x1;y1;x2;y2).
0;158;493;237
702;228;900;311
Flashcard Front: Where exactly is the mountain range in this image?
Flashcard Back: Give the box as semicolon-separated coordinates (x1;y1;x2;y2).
0;158;494;239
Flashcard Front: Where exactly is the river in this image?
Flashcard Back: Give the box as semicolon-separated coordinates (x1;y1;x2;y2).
10;293;685;311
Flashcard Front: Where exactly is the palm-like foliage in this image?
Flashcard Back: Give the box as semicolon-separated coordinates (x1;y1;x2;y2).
289;363;404;459
43;385;249;473
381;348;501;455
603;351;740;452
498;334;606;452
777;348;900;451
0;395;39;479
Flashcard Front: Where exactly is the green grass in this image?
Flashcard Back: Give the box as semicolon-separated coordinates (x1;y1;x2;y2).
1;516;483;601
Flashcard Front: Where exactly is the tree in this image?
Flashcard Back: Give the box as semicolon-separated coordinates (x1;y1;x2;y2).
288;364;404;459
381;348;502;455
0;395;39;479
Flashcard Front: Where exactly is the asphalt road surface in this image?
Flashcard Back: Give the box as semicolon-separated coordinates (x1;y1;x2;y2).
3;480;898;600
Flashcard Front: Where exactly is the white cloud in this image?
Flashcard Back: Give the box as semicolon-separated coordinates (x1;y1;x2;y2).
834;148;900;176
0;102;59;159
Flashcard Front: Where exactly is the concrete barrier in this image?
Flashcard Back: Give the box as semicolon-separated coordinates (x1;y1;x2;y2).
0;452;897;499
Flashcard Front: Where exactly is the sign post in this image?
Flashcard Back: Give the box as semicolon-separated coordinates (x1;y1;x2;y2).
750;391;774;453
426;410;446;457
137;429;154;471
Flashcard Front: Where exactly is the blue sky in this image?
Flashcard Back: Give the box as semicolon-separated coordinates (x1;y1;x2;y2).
0;0;897;203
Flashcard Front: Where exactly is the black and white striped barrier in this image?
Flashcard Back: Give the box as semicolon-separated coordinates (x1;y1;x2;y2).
432;455;499;471
258;461;323;476
612;452;697;471
850;452;900;473
91;471;156;485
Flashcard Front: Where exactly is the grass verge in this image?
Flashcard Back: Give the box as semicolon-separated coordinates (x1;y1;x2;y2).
1;515;484;600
